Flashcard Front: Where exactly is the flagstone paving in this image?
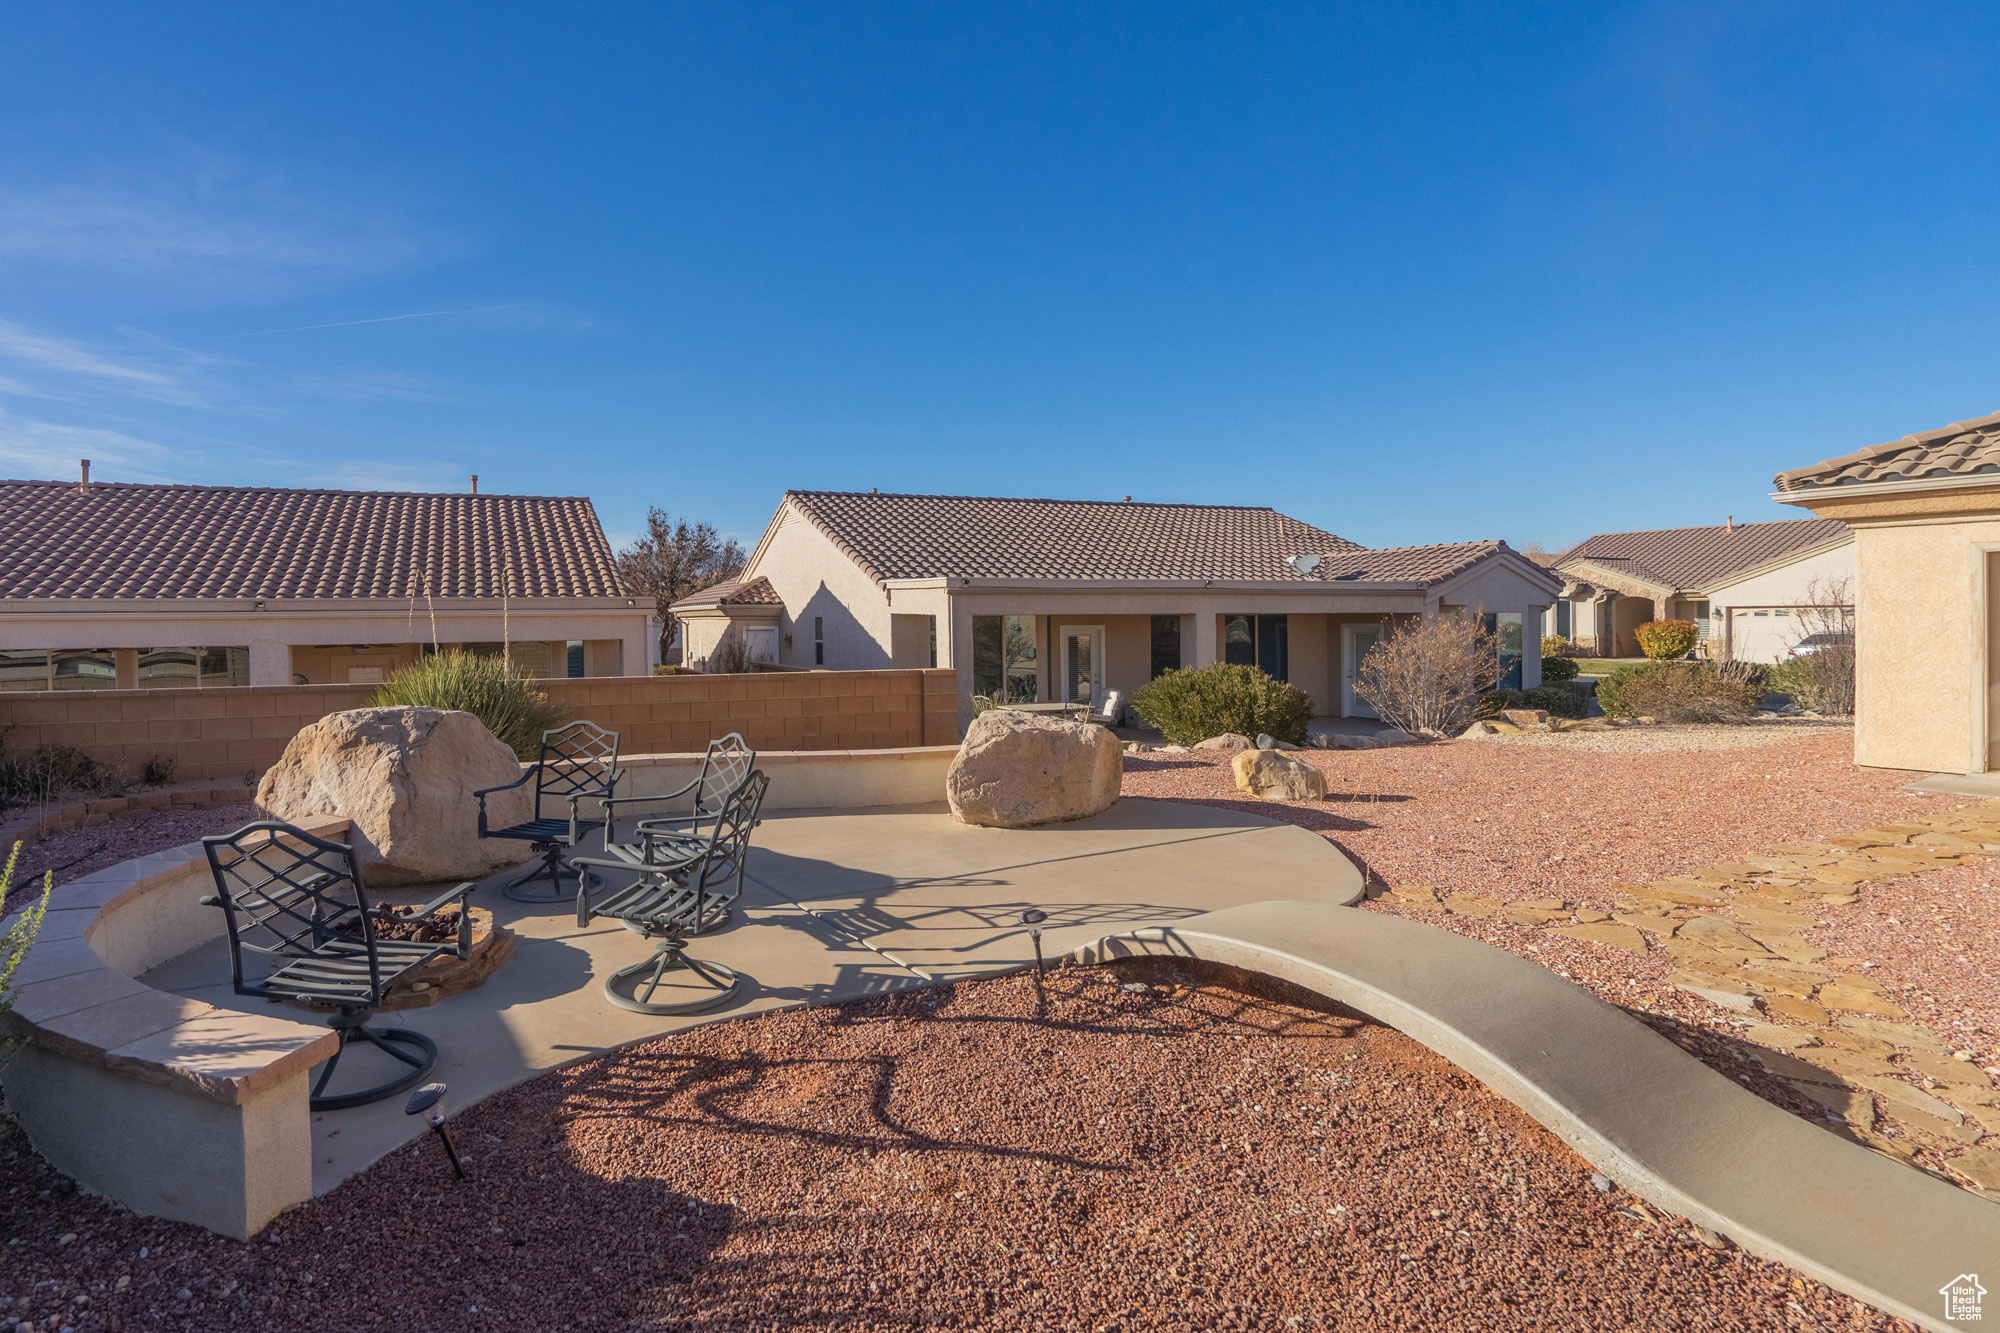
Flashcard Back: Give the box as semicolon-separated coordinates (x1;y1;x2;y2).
1375;802;2000;1193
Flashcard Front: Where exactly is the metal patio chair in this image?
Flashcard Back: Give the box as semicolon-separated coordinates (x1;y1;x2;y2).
200;821;473;1111
570;770;769;1015
474;720;623;905
591;731;756;868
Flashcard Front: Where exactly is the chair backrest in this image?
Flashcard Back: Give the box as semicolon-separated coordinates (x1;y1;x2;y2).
691;732;756;818
531;720;621;817
201;821;380;998
685;769;770;911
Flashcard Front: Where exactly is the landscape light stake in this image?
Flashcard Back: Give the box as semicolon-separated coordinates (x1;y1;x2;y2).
406;1082;465;1179
1020;909;1048;977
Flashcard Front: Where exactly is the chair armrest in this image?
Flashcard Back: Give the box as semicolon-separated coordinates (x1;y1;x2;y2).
598;777;694;844
472;769;536;799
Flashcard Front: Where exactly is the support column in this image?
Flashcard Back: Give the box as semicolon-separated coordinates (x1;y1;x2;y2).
246;640;291;688
1193;612;1218;667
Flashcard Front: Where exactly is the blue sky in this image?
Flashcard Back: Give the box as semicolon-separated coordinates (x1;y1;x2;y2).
2;3;1997;553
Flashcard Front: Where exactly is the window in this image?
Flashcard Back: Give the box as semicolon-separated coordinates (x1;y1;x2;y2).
814;616;824;666
928;616;937;669
971;615;1038;702
1555;601;1571;639
1150;615;1182;678
1222;614;1288;681
567;641;585;677
138;647;199;689
1484;612;1524;690
0;650;51;692
51;649;117;691
1688;600;1712;640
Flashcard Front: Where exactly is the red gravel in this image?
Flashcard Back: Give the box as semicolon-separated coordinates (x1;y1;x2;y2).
6;804;259;890
0;965;1912;1332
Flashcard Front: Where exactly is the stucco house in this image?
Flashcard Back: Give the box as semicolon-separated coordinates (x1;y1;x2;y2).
1547;517;1852;662
673;490;1562;724
1775;408;2000;773
0;473;652;690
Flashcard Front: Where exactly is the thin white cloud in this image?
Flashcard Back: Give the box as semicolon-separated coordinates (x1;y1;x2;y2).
232;303;541;338
0;318;180;388
0;407;178;482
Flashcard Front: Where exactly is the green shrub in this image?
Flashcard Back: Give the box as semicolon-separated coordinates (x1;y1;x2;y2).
1634;618;1699;660
372;651;568;759
0;841;53;1070
1765;648;1854;715
1131;664;1315;747
1479;685;1589;719
1541;634;1573;658
1595;661;1760;723
1539;655;1579;683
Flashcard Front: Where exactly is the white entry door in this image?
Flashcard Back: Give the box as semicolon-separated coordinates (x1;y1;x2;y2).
1341;623;1381;719
1059;625;1106;708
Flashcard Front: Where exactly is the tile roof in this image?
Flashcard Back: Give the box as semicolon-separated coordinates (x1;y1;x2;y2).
0;480;623;600
780;491;1360;582
670;575;780;610
1774;409;2000;492
1556;517;1849;594
1308;540;1515;587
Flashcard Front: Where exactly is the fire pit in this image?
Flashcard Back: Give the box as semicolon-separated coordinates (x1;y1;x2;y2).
368;901;516;1010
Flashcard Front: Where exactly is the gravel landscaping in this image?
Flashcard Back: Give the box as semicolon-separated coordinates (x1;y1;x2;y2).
6;803;258;890
0;965;1914;1332
1123;729;2000;1190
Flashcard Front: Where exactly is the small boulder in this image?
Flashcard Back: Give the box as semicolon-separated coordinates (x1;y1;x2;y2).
257;707;536;886
1254;733;1305;751
1194;732;1254;751
1459;719;1522;738
946;709;1122;828
1499;708;1550;726
1230;748;1328;801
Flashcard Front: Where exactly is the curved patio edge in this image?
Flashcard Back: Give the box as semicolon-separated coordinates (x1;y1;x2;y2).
1073;900;1998;1333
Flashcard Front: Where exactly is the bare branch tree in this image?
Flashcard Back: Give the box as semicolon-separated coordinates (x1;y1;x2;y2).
1779;575;1856;715
1353;611;1500;738
615;510;747;663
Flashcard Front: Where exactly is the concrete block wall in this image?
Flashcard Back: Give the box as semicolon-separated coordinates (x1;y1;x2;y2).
0;669;960;782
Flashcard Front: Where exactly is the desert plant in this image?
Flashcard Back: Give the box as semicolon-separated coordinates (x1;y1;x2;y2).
1539;655;1580;683
372;651;568;759
1771;576;1856;715
0;738;125;815
699;630;751;674
1541;634;1573;658
1351;611;1500;738
1;841;54;1070
1634;618;1699;660
1596;661;1760;723
1130;664;1314;747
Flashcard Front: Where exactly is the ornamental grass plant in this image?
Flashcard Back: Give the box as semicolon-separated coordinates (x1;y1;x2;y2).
372;651;568;759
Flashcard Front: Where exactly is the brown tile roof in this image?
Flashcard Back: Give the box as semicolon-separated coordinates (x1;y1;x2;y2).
669;575;779;610
781;491;1360;582
1774;409;2000;492
0;479;623;600
1555;517;1849;594
1308;540;1516;587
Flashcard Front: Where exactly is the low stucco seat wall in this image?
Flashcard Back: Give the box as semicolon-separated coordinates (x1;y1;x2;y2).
1078;902;2000;1333
1;822;351;1239
613;744;958;809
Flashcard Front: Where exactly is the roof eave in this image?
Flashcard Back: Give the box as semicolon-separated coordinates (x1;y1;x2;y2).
1772;472;2000;504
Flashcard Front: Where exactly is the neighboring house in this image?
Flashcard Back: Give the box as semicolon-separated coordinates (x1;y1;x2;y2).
1776;408;2000;773
675;490;1562;724
1547;517;1852;662
0;473;652;690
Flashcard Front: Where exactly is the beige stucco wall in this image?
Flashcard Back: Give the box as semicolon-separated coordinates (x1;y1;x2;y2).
742;505;898;668
1712;542;1855;663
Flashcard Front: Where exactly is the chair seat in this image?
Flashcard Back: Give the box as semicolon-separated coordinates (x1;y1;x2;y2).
489;817;604;845
591;874;733;934
262;939;447;1004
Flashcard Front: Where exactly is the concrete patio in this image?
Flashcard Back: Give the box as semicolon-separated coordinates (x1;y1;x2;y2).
138;796;1361;1191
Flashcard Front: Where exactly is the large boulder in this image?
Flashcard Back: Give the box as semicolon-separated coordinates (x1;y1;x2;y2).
1230;748;1328;802
946;710;1122;828
256;707;536;886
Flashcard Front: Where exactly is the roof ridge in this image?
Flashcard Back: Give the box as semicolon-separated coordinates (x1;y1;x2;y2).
785;488;1281;512
0;478;595;502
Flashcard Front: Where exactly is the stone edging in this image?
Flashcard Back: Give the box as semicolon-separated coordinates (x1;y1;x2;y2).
0;782;255;857
1074;901;2000;1333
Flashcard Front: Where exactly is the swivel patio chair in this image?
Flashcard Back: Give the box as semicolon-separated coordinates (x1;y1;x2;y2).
200;820;474;1111
474;720;623;905
590;731;755;869
570;770;769;1015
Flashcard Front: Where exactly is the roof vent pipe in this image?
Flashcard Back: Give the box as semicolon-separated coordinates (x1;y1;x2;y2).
1726;515;1733;531
79;459;90;492
470;474;479;494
